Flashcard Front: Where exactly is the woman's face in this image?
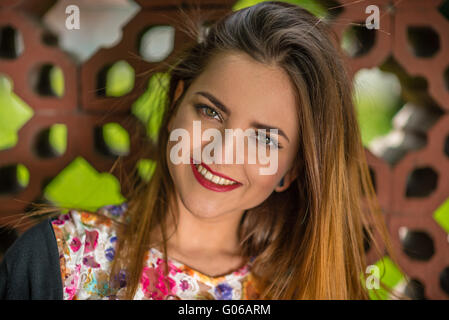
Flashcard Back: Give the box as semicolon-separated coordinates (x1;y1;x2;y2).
166;51;300;218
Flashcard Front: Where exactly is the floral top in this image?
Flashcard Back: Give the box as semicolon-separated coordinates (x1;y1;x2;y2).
50;203;260;300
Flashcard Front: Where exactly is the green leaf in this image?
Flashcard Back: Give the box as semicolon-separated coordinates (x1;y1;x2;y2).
43;156;126;212
102;122;130;156
16;164;30;188
131;72;169;142
232;0;327;18
49;66;65;97
105;60;135;97
49;124;67;156
434;197;449;234
136;159;157;182
0;74;34;150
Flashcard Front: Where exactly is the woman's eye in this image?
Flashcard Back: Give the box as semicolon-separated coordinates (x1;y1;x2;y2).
195;104;222;121
257;132;280;149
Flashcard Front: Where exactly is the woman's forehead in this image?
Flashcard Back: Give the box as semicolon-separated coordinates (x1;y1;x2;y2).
187;51;299;127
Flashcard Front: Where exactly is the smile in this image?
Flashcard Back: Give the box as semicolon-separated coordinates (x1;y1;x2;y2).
190;158;242;192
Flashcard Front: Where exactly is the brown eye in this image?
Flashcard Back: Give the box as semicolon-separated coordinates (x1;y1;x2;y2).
194;104;222;121
205;107;217;117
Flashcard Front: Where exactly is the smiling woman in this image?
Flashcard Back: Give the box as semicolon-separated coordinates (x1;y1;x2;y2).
1;1;406;300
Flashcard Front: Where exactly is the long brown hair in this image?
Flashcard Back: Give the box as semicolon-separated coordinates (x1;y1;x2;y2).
11;1;408;300
109;1;408;299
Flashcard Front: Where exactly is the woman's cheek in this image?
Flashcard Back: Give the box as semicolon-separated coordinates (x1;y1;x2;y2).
246;165;283;190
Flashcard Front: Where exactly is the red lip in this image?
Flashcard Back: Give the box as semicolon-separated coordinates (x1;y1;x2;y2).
190;158;242;192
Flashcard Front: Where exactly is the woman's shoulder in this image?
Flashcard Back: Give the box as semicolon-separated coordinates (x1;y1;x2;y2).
0;216;63;299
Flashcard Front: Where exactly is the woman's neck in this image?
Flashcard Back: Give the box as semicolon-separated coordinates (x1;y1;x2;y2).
163;191;245;257
147;191;248;277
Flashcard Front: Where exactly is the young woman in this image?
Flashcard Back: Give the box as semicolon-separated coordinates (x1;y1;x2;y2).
0;1;404;300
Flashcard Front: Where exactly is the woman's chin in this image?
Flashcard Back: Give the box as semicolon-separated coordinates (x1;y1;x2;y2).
180;195;231;220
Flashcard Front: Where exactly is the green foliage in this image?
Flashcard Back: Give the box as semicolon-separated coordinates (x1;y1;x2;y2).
434;197;449;234
43;157;126;212
49;66;65;97
136;159;157;182
353;68;403;146
368;256;406;300
102;122;130;156
49;124;67;156
16;164;30;188
105;60;135;97
131;72;169;142
232;0;327;17
0;74;34;150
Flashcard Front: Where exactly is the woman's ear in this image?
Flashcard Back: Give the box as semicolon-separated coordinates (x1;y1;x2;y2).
168;80;185;131
174;80;185;103
274;166;298;192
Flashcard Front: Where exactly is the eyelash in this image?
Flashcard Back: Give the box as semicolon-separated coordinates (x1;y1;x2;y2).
256;132;282;149
193;103;282;149
194;103;223;122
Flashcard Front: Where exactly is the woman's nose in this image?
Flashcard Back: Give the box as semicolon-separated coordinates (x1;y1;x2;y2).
200;128;252;165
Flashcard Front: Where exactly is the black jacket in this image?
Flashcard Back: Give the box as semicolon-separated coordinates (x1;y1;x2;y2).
0;219;63;300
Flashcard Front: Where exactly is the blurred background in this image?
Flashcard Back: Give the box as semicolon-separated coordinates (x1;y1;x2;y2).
1;0;449;299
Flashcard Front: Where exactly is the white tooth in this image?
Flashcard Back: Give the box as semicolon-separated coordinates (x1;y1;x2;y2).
212;175;220;184
198;165;203;171
205;172;213;180
200;167;208;175
218;177;225;185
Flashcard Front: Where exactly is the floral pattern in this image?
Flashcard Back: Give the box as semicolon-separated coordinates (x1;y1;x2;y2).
51;204;260;300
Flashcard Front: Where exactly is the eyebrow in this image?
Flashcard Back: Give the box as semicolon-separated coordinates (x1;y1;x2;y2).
195;91;290;143
195;91;230;115
251;122;290;143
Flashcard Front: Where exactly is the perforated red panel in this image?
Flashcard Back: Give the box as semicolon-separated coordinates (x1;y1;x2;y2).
0;0;448;299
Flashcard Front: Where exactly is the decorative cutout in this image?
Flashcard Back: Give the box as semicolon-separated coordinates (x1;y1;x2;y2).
405;167;438;198
399;227;435;261
34;124;67;158
41;30;59;47
0;74;34;151
440;266;449;296
433;197;449;234
0;163;30;194
96;60;135;97
30;64;65;97
94;123;130;157
407;26;440;58
0;25;24;59
404;278;426;300
341;22;376;57
42;0;140;63
359;57;444;166
138;25;175;63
